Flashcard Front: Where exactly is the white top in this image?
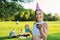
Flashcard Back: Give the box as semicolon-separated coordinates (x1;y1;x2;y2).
32;21;44;36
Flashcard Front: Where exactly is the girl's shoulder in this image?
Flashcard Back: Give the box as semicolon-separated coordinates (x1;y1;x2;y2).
43;22;48;30
43;21;48;24
43;22;48;25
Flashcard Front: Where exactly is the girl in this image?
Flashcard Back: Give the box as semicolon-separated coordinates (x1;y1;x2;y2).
29;3;48;40
25;24;29;34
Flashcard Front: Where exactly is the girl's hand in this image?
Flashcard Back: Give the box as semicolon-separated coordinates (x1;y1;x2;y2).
36;24;42;30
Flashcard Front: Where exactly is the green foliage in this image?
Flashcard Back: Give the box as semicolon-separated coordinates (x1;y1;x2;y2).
12;0;33;3
0;0;60;21
43;13;60;21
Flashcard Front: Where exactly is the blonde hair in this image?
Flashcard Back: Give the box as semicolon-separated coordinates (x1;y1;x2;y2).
35;10;43;22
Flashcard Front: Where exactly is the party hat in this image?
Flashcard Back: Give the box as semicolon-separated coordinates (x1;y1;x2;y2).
36;2;41;11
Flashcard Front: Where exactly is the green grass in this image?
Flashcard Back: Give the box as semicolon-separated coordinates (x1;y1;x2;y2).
0;21;60;40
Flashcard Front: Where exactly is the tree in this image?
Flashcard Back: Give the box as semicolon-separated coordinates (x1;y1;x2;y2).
12;0;33;3
47;13;52;21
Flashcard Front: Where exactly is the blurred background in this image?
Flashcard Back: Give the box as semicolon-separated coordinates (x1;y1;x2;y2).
0;0;60;40
0;0;60;21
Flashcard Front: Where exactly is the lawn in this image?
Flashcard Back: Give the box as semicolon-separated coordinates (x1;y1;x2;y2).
0;21;60;40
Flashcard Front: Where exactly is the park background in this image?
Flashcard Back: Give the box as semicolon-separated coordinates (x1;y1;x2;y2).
0;0;60;40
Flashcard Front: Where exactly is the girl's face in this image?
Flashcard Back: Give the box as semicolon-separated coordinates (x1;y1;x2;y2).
35;10;43;22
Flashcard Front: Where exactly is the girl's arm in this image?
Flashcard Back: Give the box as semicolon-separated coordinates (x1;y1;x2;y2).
39;23;48;40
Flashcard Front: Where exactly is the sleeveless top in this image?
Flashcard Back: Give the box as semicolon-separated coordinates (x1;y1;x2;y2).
25;26;29;33
32;21;44;36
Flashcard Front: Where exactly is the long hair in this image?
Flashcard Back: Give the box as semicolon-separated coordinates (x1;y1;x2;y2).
35;10;43;22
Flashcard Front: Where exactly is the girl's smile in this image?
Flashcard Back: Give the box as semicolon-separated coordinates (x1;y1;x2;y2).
35;10;43;21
